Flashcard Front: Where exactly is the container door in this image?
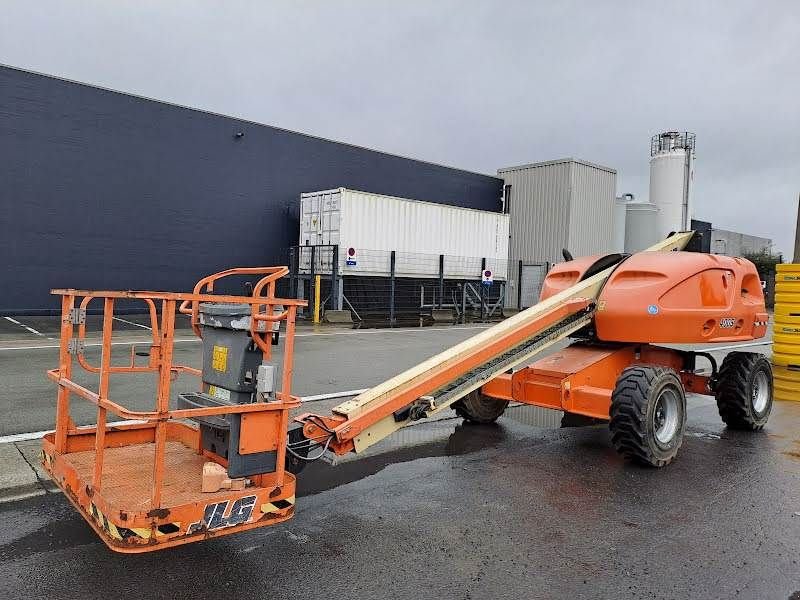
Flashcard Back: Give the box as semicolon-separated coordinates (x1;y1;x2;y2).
319;191;340;273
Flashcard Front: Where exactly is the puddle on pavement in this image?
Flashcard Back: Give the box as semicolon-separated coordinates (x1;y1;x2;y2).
505;404;564;428
0;499;99;560
687;431;721;440
296;405;561;497
0;405;564;557
781;439;800;461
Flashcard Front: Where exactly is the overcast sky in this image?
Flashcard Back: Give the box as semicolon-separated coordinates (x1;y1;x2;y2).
1;1;797;254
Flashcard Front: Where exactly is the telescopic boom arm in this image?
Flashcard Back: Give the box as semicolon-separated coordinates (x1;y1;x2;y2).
293;232;695;457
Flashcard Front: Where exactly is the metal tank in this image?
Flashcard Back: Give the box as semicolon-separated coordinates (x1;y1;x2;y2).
624;201;660;253
613;193;634;253
649;132;696;239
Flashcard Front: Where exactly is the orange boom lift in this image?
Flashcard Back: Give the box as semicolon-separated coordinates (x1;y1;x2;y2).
41;232;773;552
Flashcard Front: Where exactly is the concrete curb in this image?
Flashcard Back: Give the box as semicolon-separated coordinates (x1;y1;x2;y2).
323;310;354;325
0;440;59;504
0;485;47;503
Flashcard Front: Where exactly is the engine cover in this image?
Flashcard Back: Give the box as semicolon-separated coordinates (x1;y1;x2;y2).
594;252;768;344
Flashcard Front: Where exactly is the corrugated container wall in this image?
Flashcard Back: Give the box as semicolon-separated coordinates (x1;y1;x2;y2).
498;159;616;308
300;188;510;279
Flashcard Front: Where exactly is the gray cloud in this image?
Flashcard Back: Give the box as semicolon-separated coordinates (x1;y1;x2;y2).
1;0;797;254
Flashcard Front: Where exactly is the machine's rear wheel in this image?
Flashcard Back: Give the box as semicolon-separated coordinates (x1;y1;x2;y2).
714;352;773;430
609;365;687;468
453;390;509;424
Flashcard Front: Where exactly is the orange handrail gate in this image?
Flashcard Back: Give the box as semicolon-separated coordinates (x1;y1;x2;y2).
42;268;306;552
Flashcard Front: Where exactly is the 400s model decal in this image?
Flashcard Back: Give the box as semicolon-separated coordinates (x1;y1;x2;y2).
187;495;257;535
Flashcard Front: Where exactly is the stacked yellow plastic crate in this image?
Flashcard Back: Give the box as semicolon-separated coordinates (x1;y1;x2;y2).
774;264;800;400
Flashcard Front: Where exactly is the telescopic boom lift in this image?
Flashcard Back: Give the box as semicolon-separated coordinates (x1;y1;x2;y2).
41;232;773;552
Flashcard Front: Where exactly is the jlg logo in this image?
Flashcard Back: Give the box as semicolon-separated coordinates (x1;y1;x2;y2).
187;495;257;534
719;318;736;329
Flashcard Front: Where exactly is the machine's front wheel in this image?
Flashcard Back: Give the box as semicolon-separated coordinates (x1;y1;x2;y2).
453;390;509;424
714;352;773;430
609;365;687;468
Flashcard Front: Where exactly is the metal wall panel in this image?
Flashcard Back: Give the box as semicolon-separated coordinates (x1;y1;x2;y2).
710;228;772;256
499;161;570;308
0;66;503;312
567;161;616;257
519;263;548;308
499;159;616;308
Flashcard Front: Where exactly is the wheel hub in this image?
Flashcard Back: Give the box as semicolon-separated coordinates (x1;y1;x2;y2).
752;370;770;414
653;389;680;445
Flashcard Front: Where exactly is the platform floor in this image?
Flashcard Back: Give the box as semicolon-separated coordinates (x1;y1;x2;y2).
65;441;234;510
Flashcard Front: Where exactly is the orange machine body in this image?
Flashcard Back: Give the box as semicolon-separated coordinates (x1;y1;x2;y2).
541;252;769;344
483;343;711;420
483;250;769;423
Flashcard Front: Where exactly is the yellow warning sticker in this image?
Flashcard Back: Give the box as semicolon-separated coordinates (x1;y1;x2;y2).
212;345;228;372
208;385;231;401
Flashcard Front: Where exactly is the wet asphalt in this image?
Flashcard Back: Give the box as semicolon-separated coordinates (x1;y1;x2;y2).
1;399;799;600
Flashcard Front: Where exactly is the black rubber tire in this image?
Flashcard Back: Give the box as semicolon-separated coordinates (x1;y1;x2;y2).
560;412;606;428
453;390;509;424
609;365;687;468
714;352;773;430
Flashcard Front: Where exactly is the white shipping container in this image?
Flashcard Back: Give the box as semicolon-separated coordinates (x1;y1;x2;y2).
299;188;509;280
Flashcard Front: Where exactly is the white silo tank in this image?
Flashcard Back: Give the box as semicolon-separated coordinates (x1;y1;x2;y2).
649;131;696;239
624;202;660;253
613;193;633;253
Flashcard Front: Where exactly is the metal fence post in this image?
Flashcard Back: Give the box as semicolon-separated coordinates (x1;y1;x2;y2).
331;245;341;310
460;283;467;325
438;254;444;310
309;245;317;318
480;257;487;321
313;274;322;324
389;251;396;327
517;259;523;310
288;247;297;300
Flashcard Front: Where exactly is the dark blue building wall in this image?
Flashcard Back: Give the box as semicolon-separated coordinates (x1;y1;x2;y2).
0;66;503;313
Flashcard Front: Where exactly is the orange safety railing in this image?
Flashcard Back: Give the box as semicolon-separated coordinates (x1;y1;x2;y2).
48;267;306;512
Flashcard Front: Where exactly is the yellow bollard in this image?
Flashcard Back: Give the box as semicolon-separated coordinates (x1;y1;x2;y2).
774;264;800;400
313;274;321;324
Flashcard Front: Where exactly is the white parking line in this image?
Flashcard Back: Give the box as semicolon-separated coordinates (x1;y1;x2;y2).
0;324;491;352
112;316;152;330
0;388;369;444
299;388;368;402
0;338;200;352
3;316;47;337
0;420;148;444
705;341;772;352
294;325;491;338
